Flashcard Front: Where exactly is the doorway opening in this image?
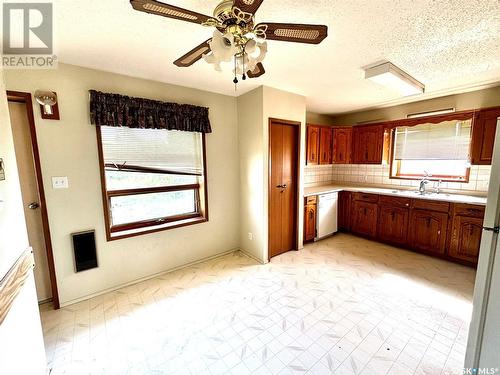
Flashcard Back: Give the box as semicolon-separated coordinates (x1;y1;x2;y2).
7;91;59;309
268;118;301;260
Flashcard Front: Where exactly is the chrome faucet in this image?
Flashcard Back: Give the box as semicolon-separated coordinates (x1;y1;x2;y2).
419;171;431;195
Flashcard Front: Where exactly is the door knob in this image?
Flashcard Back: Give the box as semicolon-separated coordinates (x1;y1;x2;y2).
28;202;40;210
282;184;287;189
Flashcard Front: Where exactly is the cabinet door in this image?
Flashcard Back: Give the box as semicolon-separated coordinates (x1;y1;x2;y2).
306;126;320;165
333;127;352;164
304;204;317;241
409;210;448;254
449;215;483;263
471;109;500;165
352;201;378;237
338;191;351;231
352;125;384;164
319;127;333;164
378;206;409;245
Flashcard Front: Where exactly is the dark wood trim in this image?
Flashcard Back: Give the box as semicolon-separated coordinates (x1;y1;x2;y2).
268;117;301;260
105;163;202;177
95;126;209;241
109;217;208;241
381;109;477;129
6;91;60;309
107;184;200;197
110;212;201;233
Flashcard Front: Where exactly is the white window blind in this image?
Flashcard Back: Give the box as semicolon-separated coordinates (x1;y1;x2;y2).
101;126;203;175
394;119;472;161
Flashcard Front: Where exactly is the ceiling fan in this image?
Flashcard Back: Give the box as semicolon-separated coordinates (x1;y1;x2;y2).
130;0;328;84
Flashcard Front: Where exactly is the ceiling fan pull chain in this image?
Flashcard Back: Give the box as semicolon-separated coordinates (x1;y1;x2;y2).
242;46;247;81
233;55;239;90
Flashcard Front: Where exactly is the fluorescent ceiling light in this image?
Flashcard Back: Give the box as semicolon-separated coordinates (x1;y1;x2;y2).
407;108;456;119
365;62;424;96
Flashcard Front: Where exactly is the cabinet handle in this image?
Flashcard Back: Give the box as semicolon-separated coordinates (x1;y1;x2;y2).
405;203;409;207
438;230;441;235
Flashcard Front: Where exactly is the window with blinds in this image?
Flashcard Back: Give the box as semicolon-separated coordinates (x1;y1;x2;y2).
390;118;472;181
97;126;207;239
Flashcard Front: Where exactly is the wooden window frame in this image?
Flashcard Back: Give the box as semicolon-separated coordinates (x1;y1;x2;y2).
388;127;471;183
95;126;209;241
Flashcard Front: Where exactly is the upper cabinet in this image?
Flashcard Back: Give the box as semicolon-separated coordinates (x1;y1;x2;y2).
352;124;384;164
333;127;352;164
471;108;500;165
319;127;333;164
306;125;320;165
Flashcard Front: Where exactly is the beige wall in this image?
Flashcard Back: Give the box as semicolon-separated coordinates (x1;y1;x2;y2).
237;87;264;261
330;85;500;125
306;112;334;126
237;86;307;262
0;70;46;374
5;64;240;306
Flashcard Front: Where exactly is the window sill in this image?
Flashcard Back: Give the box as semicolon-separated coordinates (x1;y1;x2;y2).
107;216;207;241
390;175;469;183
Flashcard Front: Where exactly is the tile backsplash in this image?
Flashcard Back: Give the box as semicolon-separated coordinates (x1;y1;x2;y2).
304;164;491;194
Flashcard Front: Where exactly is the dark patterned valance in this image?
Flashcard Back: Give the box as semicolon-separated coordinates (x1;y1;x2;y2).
89;90;212;133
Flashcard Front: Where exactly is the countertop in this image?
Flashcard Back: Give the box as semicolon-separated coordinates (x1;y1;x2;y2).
304;184;488;206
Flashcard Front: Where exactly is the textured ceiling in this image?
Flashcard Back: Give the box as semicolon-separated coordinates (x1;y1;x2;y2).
50;0;500;114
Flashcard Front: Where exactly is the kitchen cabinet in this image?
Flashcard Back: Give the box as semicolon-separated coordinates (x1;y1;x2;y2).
351;193;379;237
306;125;320;165
338;191;352;231
333;127;352;164
377;196;410;245
448;204;485;263
471;108;500;165
319;127;333;164
352;124;384;164
409;209;448;255
304;196;317;242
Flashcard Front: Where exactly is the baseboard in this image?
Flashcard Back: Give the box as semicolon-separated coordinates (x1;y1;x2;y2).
60;248;239;308
239;248;267;264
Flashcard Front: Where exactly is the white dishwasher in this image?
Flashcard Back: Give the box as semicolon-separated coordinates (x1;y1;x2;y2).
316;192;338;240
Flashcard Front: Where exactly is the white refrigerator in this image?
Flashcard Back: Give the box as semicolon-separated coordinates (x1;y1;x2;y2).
466;118;500;369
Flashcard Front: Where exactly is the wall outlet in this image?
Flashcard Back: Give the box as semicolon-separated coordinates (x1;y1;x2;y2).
52;176;69;189
248;232;253;241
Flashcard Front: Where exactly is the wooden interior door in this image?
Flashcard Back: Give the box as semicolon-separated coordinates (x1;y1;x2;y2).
8;102;52;302
269;120;299;259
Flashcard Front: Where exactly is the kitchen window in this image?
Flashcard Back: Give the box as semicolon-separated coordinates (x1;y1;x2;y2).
390;118;472;182
96;125;208;240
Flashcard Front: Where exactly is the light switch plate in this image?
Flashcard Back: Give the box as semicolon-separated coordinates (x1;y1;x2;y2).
52;176;69;189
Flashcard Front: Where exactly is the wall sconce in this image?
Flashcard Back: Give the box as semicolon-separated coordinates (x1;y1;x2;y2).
34;90;60;120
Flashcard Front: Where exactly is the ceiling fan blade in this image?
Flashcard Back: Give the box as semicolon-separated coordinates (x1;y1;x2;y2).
247;63;265;78
130;0;212;25
232;0;264;15
255;23;328;44
173;39;212;67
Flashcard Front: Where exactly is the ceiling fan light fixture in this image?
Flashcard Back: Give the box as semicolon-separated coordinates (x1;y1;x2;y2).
365;62;424;96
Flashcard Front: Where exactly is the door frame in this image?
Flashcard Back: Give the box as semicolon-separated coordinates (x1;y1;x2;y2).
7;90;60;309
268;117;301;260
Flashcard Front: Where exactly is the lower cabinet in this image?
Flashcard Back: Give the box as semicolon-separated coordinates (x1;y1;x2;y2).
378;206;409;245
409;209;449;255
338;191;352;231
352;200;378;237
304;197;317;242
449;215;483;263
